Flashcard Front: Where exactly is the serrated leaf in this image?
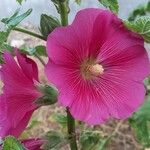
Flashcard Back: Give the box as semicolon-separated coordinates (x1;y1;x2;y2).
128;1;150;21
2;136;25;150
125;16;150;43
80;131;101;150
52;114;67;127
129;94;150;147
44;131;64;150
1;9;32;29
128;5;146;21
98;0;119;14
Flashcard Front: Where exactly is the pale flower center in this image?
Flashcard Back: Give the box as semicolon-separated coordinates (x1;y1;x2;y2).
89;64;104;76
80;59;104;80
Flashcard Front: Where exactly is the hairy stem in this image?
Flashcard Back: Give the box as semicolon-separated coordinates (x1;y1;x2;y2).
58;1;68;26
13;27;46;41
67;108;78;150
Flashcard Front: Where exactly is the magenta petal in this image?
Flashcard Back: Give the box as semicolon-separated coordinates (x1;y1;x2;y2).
47;26;85;66
69;81;110;124
89;10;122;56
45;60;79;106
0;52;41;137
98;38;149;81
46;8;103;66
22;138;45;150
16;51;39;82
94;75;146;119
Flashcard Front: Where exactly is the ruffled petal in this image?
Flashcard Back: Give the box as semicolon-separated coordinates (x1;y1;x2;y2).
0;52;41;137
46;8;103;66
16;51;39;82
93;74;146;119
89;10;122;56
98;36;149;81
69;80;110;124
45;60;80;107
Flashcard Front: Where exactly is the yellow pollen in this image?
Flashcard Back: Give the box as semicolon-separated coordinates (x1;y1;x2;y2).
89;64;104;76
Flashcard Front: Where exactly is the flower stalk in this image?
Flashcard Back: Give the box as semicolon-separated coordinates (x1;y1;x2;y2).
13;27;46;41
58;0;68;26
67;108;78;150
58;1;78;149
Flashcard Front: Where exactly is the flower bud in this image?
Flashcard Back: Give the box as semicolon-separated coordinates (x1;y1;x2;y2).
35;84;58;106
40;14;60;39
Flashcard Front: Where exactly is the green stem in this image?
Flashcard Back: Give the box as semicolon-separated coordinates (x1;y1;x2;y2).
58;1;68;26
34;53;46;66
13;27;46;41
67;108;78;150
57;1;78;149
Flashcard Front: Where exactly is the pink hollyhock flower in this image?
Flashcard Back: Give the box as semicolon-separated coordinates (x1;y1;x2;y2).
45;8;150;124
0;51;41;137
22;138;45;150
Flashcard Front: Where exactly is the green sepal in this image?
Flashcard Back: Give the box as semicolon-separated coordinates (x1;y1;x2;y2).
40;14;60;39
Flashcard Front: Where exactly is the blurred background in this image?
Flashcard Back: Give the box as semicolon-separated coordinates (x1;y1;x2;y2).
0;0;149;27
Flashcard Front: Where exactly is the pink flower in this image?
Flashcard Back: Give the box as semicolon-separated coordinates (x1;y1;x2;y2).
0;51;41;137
45;8;150;125
22;138;45;150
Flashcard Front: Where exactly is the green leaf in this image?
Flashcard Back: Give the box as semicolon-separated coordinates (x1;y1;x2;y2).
125;16;150;43
146;1;150;12
52;113;67;127
44;131;64;150
128;5;146;21
35;85;58;106
98;0;119;14
20;45;47;56
1;9;32;29
128;1;150;21
40;14;60;39
2;136;25;150
75;0;81;5
129;94;150;147
80;131;102;150
35;45;47;56
0;31;12;63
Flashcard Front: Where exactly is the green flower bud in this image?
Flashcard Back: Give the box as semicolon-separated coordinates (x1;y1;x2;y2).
35;84;58;106
40;14;60;39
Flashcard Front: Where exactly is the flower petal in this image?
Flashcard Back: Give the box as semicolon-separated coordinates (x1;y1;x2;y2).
46;8;103;66
16;51;39;82
22;138;45;150
98;41;150;81
0;52;40;137
89;10;122;56
94;74;146;119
